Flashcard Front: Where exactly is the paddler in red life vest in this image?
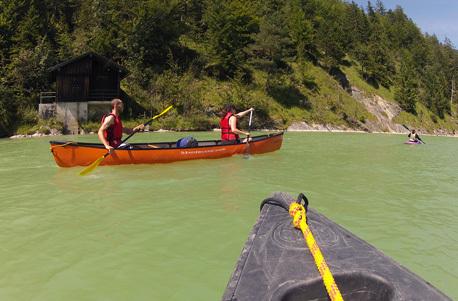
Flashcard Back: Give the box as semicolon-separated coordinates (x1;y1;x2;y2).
220;105;254;143
98;98;145;154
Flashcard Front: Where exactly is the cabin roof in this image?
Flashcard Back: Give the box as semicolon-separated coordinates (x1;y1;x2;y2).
48;52;128;78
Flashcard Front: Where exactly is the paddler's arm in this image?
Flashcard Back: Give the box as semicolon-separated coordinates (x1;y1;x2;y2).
235;107;254;118
98;115;115;153
123;124;145;134
229;115;250;137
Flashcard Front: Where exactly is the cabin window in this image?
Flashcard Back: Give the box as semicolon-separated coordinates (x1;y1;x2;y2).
71;78;81;88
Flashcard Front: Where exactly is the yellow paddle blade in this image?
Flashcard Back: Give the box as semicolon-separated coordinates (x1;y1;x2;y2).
152;105;173;120
79;156;105;176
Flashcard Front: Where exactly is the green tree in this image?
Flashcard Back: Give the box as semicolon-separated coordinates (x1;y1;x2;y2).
6;37;56;109
128;1;185;67
384;6;422;52
419;35;452;117
249;4;293;71
344;1;370;53
180;0;206;39
394;53;418;114
315;1;348;69
360;17;394;87
0;85;16;137
204;0;258;78
374;0;386;16
284;0;318;62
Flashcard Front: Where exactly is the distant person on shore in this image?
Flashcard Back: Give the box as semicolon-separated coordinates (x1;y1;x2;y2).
220;105;254;143
408;129;421;142
98;98;145;153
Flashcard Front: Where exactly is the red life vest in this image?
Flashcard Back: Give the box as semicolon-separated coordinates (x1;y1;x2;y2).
101;113;123;147
220;112;239;141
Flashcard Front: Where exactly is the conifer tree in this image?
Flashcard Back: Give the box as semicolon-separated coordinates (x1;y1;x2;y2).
204;0;258;78
395;53;418;114
249;2;293;71
375;0;386;16
316;3;347;69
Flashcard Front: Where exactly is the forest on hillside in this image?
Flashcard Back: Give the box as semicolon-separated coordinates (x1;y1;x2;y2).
1;0;458;137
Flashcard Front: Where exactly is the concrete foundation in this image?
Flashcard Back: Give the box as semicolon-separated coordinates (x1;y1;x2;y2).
38;103;56;119
40;101;113;134
87;101;111;121
55;102;87;134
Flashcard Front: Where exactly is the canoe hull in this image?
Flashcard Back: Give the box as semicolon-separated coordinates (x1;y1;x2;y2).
50;133;283;167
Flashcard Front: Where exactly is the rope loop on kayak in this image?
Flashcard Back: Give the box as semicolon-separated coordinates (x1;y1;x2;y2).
289;194;344;301
296;193;309;212
50;141;75;153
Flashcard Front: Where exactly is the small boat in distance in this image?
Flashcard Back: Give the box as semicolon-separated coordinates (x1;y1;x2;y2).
50;132;283;167
404;140;422;145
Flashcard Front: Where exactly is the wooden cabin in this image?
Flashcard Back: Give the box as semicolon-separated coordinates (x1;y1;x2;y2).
44;53;129;133
49;52;128;102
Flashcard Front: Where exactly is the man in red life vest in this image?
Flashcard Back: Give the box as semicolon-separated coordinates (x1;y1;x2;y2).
220;104;254;143
98;98;145;153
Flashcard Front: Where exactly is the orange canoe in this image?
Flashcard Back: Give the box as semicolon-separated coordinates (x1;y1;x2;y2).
50;132;284;167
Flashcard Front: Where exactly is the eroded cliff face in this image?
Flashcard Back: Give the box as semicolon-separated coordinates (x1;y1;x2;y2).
350;86;405;133
288;86;406;133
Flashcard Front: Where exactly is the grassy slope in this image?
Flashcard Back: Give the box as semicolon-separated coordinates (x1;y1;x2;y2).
394;104;458;133
70;44;458;135
160;61;373;130
78;61;457;134
341;61;395;102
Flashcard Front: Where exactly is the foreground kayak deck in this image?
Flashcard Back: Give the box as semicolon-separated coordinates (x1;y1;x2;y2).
50;132;283;167
223;192;451;301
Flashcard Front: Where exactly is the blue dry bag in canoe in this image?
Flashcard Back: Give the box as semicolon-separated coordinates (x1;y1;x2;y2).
176;136;198;148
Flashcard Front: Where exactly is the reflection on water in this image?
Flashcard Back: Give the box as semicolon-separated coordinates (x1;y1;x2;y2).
0;132;457;300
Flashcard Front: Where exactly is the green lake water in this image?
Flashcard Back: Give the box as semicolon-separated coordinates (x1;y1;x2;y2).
0;132;457;300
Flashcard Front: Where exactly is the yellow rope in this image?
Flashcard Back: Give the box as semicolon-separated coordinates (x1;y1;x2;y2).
289;203;344;301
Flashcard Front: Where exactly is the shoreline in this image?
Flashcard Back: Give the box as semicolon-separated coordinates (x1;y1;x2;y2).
287;129;458;137
8;128;458;139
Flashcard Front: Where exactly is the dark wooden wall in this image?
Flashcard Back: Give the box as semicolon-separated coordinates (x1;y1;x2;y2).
89;59;119;100
56;56;121;102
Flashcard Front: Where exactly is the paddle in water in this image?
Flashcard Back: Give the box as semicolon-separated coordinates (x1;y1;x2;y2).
243;109;254;159
402;124;425;144
79;105;173;176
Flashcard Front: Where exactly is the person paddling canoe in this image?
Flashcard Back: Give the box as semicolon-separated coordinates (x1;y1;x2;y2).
98;98;145;154
220;105;254;144
408;129;421;143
